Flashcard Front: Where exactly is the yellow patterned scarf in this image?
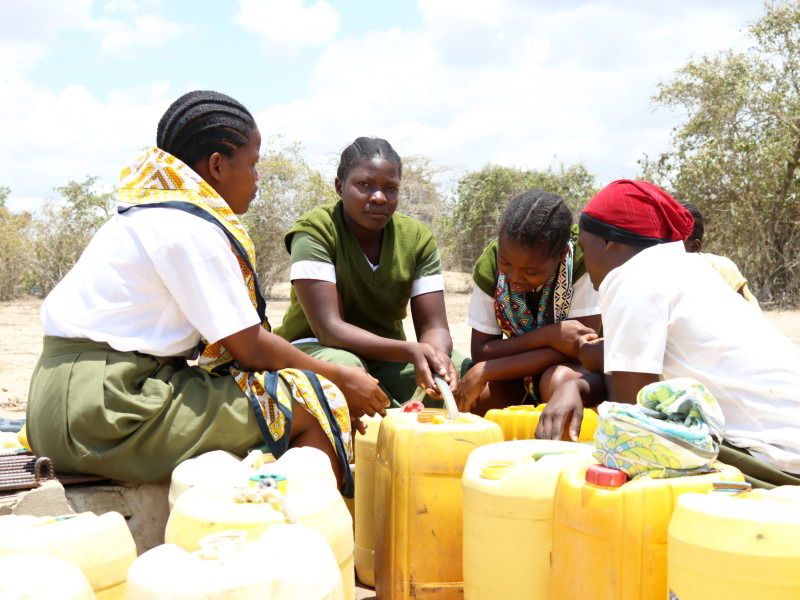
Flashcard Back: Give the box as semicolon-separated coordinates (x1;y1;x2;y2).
117;147;353;495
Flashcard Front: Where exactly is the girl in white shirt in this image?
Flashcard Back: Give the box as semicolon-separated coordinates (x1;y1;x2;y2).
28;91;387;493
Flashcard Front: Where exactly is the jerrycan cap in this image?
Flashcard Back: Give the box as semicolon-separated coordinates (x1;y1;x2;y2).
585;464;627;488
249;473;288;494
480;460;516;480
198;530;247;561
712;481;752;494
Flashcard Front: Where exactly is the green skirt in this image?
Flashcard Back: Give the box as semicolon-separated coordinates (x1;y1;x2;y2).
26;336;264;483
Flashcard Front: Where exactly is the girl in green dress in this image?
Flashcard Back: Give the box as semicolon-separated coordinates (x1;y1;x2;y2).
276;137;469;407
455;190;602;424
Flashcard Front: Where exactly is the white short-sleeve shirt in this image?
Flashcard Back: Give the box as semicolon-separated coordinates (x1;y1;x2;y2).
600;241;800;474
42;207;260;357
466;272;601;335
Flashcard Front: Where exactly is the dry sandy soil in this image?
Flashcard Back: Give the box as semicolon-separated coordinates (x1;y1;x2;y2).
2;272;800;419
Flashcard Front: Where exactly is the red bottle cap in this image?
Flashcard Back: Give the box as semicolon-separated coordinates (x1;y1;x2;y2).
585;464;628;488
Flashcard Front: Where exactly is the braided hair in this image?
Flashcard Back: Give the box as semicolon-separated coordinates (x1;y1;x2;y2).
498;190;573;257
681;201;704;242
336;137;402;180
156;90;256;168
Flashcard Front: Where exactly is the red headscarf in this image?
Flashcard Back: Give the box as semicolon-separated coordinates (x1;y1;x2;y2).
582;180;694;243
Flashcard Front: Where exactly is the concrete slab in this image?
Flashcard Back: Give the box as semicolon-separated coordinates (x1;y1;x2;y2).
65;481;169;555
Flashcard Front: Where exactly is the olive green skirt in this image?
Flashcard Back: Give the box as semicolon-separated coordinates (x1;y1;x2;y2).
26;336;264;483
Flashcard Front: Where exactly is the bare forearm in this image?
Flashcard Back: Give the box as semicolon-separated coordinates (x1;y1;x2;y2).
239;330;341;379
418;326;453;356
314;319;415;363
478;348;568;382
572;372;607;408
472;327;553;362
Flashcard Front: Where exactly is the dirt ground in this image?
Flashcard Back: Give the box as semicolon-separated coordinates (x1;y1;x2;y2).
2;272;799;419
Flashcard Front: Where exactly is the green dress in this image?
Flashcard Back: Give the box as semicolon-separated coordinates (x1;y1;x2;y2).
275;201;470;403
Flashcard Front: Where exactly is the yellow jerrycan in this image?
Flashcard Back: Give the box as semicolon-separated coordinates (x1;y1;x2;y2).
462;440;594;600
550;461;743;600
0;554;96;599
0;431;24;450
127;527;344;600
0;511;136;599
484;404;598;442
668;483;800;600
165;446;354;600
354;408;405;587
374;408;503;600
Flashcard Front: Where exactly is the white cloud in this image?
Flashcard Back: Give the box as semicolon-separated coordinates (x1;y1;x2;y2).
254;0;759;190
87;14;191;56
0;76;174;210
234;0;339;53
0;0;191;210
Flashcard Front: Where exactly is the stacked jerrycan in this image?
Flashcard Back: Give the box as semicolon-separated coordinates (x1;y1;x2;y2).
550;461;744;599
0;431;24;450
374;389;503;599
354;411;386;587
484;404;598;442
127;527;343;599
0;512;136;599
462;440;594;600
668;482;800;599
166;446;355;599
0;554;96;599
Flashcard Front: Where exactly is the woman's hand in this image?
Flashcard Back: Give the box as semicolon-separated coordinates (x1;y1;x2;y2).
454;361;487;413
409;342;458;398
333;365;390;418
578;336;604;372
535;378;585;442
544;320;598;358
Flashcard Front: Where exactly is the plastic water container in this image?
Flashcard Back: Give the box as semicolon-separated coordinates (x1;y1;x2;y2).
354;410;406;587
668;483;800;599
374;409;503;600
484;404;598;442
0;554;96;599
169;448;282;509
550;461;744;599
0;431;23;450
127;527;343;599
165;447;354;600
0;512;136;599
353;412;382;587
462;440;595;600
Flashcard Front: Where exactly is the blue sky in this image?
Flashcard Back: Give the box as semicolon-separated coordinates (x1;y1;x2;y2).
0;0;763;212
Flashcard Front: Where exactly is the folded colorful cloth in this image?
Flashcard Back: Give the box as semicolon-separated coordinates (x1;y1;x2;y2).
593;378;725;479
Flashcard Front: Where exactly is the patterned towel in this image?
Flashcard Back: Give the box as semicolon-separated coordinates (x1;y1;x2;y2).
593;378;725;479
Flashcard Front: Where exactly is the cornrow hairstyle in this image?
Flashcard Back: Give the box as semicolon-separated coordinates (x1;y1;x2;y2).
156;90;256;168
336;137;402;181
681;201;704;242
498;190;573;258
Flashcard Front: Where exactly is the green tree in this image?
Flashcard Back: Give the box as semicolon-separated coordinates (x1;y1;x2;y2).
641;1;800;306
440;163;597;271
29;177;114;296
245;138;339;298
0;186;33;301
398;156;446;229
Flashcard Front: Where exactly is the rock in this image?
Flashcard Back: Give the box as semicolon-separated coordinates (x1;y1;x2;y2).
11;480;75;517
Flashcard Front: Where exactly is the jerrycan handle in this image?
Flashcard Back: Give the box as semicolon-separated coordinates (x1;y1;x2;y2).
433;375;459;421
711;481;752;494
